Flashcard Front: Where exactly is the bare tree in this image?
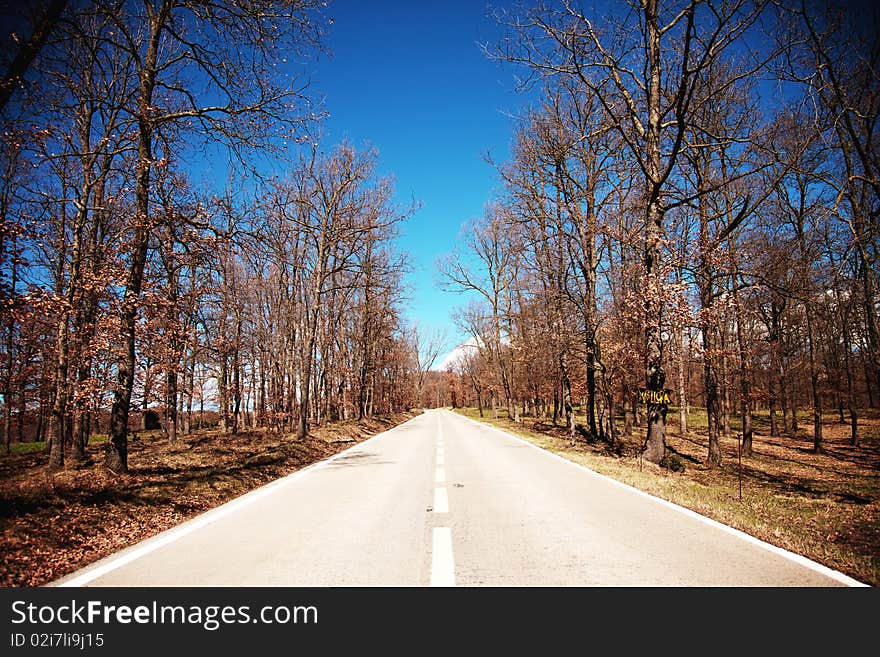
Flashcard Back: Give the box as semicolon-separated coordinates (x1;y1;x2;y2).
440;208;519;420
410;324;448;408
492;0;772;463
99;0;325;471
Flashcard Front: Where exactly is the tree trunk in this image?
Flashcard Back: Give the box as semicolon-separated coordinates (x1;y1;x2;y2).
842;315;859;447
48;292;70;471
166;368;178;443
299;307;320;441
68;361;91;466
641;0;667;465
781;372;791;433
728;241;753;456
258;351;267;428
721;345;732;438
703;330;723;468
2;386;11;455
677;325;688;436
858;251;880;402
694;162;721;467
183;351;193;435
796;213;822;453
807;319;823;453
50;196;89;469
3;236;17;455
69;288;100;464
36;387;49;443
585;337;598;439
623;395;634;437
767;301;783;437
106;2;169;474
862;350;876;409
560;352;575;443
218;354;228;433
769;390;778;437
231;320;242;435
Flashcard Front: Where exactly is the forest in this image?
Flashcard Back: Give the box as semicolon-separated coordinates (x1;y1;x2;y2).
0;2;877;483
0;0;434;475
433;0;879;469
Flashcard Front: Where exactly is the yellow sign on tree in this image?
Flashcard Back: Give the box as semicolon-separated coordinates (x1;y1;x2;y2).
638;388;672;405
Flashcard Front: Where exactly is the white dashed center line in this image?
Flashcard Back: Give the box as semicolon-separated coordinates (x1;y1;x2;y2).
430;414;454;586
433;487;449;513
430;527;455;587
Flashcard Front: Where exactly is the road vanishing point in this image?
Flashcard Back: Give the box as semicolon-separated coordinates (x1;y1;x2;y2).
54;409;863;587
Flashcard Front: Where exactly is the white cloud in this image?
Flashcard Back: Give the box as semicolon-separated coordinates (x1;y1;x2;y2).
435;337;481;371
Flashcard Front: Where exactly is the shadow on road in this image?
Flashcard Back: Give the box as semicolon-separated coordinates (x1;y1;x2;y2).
325;450;393;469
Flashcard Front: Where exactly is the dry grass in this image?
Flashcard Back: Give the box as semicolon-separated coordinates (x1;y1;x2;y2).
0;412;418;587
454;406;880;586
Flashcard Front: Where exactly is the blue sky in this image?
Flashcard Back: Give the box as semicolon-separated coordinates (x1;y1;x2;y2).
308;0;531;359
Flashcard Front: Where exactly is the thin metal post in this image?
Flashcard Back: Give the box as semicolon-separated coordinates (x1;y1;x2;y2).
737;432;742;502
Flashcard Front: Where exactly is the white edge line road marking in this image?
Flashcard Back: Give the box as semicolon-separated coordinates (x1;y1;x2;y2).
433;487;449;513
53;414;425;588
452;410;867;587
430;527;455;587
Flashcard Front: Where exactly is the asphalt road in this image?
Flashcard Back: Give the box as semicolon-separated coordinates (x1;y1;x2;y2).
54;409;862;587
